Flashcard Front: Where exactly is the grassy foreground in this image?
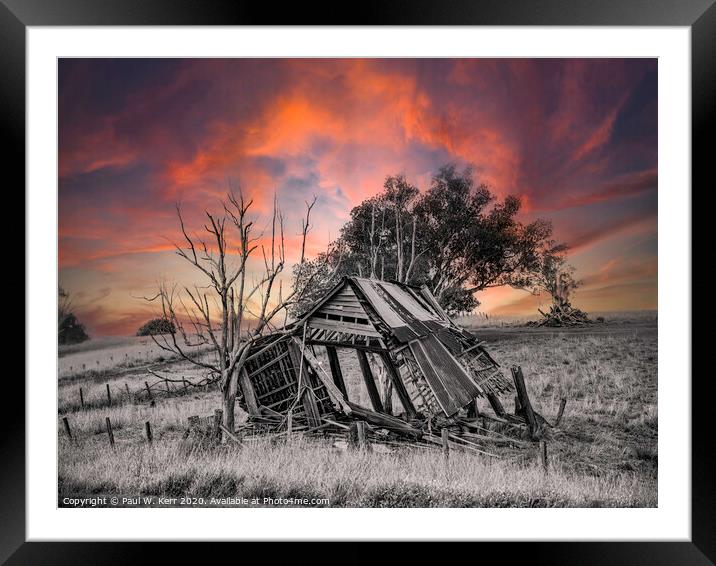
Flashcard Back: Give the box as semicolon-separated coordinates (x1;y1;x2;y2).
59;436;653;508
58;319;657;508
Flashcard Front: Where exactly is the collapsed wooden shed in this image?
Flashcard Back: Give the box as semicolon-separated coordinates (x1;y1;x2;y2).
237;277;513;436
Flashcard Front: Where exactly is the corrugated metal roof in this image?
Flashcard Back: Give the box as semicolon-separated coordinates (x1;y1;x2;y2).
409;335;480;416
352;278;445;343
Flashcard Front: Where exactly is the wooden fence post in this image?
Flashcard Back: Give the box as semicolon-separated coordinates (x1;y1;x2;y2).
125;383;131;401
182;415;200;440
539;440;548;472
212;409;223;440
165;380;171;395
79;387;84;409
62;417;72;440
441;428;450;462
356;421;368;451
145;421;153;444
349;422;359;449
105;417;115;447
145;381;153;403
106;383;112;407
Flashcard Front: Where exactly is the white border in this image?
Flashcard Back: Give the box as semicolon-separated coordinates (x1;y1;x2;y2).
27;26;690;541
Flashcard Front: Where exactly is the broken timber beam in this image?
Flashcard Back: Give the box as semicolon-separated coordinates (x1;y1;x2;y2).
356;350;385;413
301;387;322;428
238;368;261;417
346;402;422;439
379;351;418;419
486;392;507;418
326;346;349;399
511;366;539;439
291;336;351;414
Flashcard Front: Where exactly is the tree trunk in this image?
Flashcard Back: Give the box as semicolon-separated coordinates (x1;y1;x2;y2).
223;367;238;433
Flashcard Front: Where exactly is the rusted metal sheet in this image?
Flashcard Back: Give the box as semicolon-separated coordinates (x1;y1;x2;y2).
352;278;412;334
435;327;463;355
409;335;480;416
353;278;441;342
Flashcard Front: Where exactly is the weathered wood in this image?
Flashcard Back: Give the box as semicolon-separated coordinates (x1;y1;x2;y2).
441;428;450;461
212;409;223;440
345;402;422;439
219;423;242;444
79;387;84;409
379;352;417;419
245;335;287;363
514;395;522;414
447;432;499;457
348;422;359;449
125;383;131;400
248;350;289;378
458;341;486;358
287;336;323;426
238;368;261;416
306;339;386;353
183;415;200;440
145;381;153;402
511;366;538;439
306;318;382;337
62;417;72;440
466;398;478;418
486;392;507;418
301;386;322;428
144;421;153;443
326;346;349;399
105;417;115;447
106;383;112;406
356;350;384;413
356;421;368;450
554;398;567;426
291;336;351;413
321;417;350;430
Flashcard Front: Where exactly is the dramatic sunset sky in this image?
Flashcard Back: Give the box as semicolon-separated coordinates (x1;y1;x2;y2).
59;58;657;336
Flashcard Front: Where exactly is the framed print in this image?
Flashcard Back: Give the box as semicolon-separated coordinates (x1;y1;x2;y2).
5;0;709;562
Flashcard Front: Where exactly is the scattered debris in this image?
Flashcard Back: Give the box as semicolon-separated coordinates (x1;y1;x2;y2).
227;277;551;453
527;302;592;327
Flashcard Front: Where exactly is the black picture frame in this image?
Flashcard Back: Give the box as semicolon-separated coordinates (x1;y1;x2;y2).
5;0;709;563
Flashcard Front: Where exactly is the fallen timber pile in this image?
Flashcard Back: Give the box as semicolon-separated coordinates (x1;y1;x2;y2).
181;380;564;461
527;300;593;328
188;277;568;455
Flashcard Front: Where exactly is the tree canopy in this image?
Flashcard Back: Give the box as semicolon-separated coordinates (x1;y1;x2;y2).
58;286;89;345
136;317;177;336
292;164;564;316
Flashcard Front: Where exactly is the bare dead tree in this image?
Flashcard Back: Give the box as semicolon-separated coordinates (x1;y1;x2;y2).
146;191;322;432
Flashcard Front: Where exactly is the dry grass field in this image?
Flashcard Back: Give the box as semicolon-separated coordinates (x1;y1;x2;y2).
58;314;657;508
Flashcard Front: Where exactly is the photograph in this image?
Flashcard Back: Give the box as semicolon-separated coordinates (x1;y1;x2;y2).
57;57;658;509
